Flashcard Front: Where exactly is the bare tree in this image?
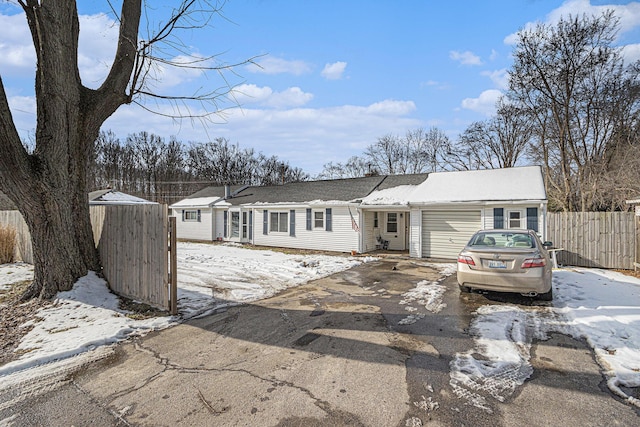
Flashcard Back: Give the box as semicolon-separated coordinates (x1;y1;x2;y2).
0;1;253;299
450;99;532;170
507;10;640;211
316;156;377;180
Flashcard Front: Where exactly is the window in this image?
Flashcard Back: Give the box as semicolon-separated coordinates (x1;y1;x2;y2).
184;210;198;222
231;211;240;238
387;212;398;233
374;212;379;228
508;210;523;229
242;212;248;239
270;211;288;233
314;211;324;228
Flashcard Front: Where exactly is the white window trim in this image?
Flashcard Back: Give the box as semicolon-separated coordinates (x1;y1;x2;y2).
313;210;324;229
184;210;198;222
507;209;525;229
386;212;398;233
269;211;289;233
230;211;240;238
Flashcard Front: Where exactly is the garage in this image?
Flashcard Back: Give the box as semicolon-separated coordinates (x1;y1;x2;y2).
421;210;481;259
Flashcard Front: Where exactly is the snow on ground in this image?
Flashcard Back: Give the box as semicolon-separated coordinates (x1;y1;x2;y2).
0;243;371;380
450;267;640;411
177;242;370;319
0;263;33;291
1;244;640;412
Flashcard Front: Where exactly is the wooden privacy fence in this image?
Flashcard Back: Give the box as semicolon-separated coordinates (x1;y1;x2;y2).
546;212;636;270
0;210;32;263
0;205;177;312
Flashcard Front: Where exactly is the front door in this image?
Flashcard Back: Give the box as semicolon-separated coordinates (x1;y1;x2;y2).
385;212;406;250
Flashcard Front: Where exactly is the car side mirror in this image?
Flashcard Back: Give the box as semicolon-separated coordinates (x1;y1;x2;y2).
542;241;553;249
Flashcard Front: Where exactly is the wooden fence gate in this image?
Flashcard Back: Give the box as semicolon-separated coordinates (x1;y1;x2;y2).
1;205;177;313
546;211;636;270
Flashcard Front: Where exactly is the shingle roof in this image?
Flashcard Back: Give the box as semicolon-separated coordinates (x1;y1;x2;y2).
376;173;430;190
178;175;435;207
224;176;388;205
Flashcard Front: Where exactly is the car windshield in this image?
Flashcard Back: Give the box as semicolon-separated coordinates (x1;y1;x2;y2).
468;232;534;249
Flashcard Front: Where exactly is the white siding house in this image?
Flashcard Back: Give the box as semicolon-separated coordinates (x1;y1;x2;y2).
406;166;548;259
170;166;548;259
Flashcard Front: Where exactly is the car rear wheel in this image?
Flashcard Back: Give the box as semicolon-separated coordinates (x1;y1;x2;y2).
538;287;553;301
458;284;471;293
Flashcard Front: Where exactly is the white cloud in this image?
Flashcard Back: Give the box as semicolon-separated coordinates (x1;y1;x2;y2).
365;99;416;116
321;61;347;80
230;84;313;108
621;43;640;63
461;89;503;116
265;87;314;108
77;13;120;86
246;56;313;75
505;0;640;45
0;12;35;76
101;98;421;174
481;68;509;90
231;84;273;104
449;50;483;66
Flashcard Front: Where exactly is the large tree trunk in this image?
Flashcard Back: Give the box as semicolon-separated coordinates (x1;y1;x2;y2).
20;187;100;299
0;1;141;299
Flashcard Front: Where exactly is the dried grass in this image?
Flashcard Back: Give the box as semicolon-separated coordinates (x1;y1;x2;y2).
0;224;16;264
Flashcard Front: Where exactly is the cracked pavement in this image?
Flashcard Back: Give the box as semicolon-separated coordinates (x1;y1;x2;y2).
2;257;639;426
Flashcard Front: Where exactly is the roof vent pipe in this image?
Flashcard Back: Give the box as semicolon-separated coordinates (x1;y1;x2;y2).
224;184;231;199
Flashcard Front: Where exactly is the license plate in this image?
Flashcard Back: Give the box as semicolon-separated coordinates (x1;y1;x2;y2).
488;260;506;269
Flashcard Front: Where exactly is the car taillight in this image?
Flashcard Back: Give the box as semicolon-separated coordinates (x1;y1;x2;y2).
521;258;546;268
457;255;475;266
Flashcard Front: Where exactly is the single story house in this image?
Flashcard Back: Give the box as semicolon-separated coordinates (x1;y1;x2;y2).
170;166;548;260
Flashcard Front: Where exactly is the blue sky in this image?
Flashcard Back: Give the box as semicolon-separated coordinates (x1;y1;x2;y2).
2;0;640;175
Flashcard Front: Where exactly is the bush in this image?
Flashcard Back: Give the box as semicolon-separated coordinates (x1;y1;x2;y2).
0;224;16;264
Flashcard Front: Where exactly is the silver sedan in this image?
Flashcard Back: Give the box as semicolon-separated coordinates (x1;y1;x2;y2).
456;229;553;300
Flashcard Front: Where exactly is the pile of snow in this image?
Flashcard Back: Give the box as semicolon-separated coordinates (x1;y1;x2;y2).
176;242;370;319
0;243;372;379
450;267;640;410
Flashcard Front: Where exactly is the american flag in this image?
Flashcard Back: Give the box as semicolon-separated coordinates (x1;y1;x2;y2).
349;208;360;232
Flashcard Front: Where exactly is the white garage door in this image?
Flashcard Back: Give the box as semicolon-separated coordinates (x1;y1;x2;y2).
422;210;481;259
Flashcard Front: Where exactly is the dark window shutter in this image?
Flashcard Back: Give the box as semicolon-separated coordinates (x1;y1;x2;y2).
223;211;228;238
263;210;268;235
290;210;296;237
493;208;504;229
306;208;312;230
249;211;253;240
326;208;332;231
181;210;185;222
527;207;538;232
197;209;201;222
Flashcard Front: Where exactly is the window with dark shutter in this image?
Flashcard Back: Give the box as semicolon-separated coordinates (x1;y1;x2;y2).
290;210;295;236
306;208;312;230
263;210;268;235
493;208;504;229
249;211;253;239
223;211;228;238
526;207;538;231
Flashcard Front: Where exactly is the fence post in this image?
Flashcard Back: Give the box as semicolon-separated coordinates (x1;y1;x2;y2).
169;216;178;315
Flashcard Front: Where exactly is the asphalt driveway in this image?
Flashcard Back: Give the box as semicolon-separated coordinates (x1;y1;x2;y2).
2;257;638;426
